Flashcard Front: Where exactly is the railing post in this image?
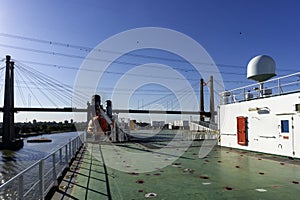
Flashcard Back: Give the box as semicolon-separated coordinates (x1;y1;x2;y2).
39;160;45;199
65;145;68;166
52;153;58;186
72;139;74;156
73;140;75;155
83;131;85;143
59;148;62;165
278;79;281;95
76;138;78;151
78;137;80;148
69;139;72;161
76;137;78;150
71;140;73;156
18;175;23;200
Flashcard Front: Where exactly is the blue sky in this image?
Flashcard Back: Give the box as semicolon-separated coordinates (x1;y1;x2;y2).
0;0;299;122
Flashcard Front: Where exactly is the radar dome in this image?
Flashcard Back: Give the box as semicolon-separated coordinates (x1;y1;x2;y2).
247;55;276;82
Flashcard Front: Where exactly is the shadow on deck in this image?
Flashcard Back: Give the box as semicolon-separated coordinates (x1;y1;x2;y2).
50;144;112;200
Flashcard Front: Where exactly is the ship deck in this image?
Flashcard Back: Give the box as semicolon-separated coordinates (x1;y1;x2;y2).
51;140;300;200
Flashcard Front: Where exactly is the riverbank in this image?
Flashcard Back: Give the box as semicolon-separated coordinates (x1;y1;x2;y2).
18;129;79;138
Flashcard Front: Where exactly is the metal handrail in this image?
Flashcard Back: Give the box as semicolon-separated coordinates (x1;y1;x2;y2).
220;72;300;104
222;71;300;94
0;132;85;200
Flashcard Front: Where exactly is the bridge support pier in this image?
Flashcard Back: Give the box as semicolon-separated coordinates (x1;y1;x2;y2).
0;55;23;150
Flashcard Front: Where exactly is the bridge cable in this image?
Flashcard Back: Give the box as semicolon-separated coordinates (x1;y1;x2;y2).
15;65;43;107
15;70;27;106
15;61;87;104
16;64;79;106
16;65;60;107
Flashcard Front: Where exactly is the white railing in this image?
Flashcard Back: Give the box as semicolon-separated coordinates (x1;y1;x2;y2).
220;72;300;104
0;133;85;200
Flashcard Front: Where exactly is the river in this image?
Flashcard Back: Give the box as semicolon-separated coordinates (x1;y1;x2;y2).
0;131;81;186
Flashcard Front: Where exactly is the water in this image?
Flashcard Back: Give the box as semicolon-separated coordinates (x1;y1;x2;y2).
0;131;80;185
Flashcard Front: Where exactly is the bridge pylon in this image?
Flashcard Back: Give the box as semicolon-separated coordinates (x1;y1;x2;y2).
0;55;24;150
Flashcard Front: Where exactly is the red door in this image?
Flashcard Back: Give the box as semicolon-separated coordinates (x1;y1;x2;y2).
237;116;247;146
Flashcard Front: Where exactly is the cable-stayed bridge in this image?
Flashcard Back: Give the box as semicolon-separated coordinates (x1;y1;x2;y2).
0;55;211;150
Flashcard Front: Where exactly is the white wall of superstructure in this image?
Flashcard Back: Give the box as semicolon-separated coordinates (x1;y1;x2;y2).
219;92;300;158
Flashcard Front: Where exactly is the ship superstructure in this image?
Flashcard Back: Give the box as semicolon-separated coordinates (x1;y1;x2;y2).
219;55;300;158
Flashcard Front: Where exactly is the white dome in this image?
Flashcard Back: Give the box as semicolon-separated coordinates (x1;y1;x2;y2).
247;55;276;82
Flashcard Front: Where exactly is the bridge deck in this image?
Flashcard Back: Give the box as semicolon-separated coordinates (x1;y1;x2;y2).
51;141;300;200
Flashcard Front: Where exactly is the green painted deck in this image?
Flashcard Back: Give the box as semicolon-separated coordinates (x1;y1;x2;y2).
51;141;300;200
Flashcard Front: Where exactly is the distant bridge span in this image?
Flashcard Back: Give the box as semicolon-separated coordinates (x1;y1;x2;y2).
0;107;210;116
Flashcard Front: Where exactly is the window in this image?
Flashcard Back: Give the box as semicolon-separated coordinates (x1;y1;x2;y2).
281;120;289;133
296;104;300;112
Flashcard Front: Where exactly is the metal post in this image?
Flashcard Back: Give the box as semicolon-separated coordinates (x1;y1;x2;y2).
82;132;85;144
69;139;72;160
39;160;45;199
73;140;75;155
18;175;24;200
86;101;91;127
82;131;85;143
76;136;78;151
52;154;57;186
113;115;118;142
71;140;73;156
209;76;215;123
78;137;80;149
77;137;80;149
59;148;62;164
200;78;205;122
65;145;68;165
259;83;264;97
278;79;281;95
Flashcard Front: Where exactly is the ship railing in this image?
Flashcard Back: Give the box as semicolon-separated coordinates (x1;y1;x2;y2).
0;133;85;200
189;121;219;141
127;121;219;142
220;71;300;105
190;121;217;131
